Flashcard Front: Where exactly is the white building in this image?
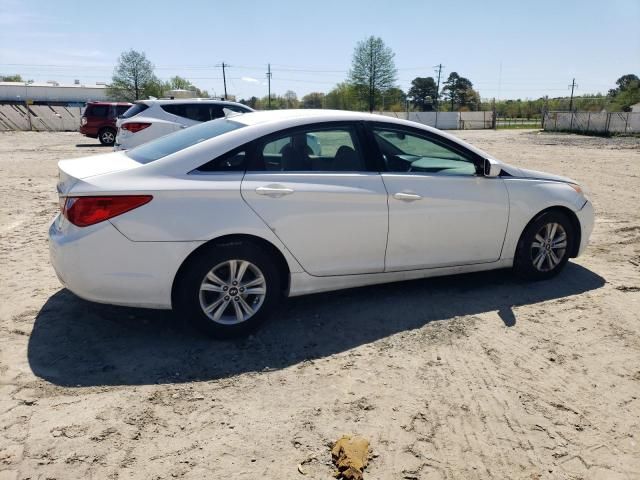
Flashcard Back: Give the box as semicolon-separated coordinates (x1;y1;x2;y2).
631;102;640;113
0;81;108;103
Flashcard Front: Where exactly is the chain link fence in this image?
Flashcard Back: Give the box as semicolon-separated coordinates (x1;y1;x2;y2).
543;111;640;134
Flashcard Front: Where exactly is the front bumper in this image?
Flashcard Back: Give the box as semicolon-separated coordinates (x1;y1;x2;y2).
49;214;202;309
575;200;594;257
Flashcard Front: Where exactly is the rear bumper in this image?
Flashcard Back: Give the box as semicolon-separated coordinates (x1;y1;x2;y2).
48;214;203;309
79;125;97;137
575;200;594;257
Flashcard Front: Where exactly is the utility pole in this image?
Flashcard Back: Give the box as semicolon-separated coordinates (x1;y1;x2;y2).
434;63;443;110
491;97;497;130
221;62;228;99
266;64;272;109
434;64;443;128
568;78;577;111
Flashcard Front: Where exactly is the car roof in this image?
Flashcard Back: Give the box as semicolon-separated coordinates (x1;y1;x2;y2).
228;109;495;160
87;101;132;106
138;98;250;106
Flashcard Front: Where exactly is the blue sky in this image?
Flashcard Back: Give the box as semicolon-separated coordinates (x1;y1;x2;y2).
1;0;638;100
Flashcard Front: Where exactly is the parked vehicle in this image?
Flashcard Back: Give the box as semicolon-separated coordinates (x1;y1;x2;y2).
50;110;594;338
114;99;253;150
80;101;132;145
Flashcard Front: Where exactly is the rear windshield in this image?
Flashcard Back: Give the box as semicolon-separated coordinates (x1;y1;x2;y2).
121;103;149;119
126;118;245;164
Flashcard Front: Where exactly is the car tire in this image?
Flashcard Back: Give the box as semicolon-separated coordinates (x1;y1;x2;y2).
513;210;575;281
174;241;282;338
98;128;116;146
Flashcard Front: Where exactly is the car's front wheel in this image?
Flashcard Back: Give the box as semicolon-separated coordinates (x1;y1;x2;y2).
514;210;575;280
175;242;281;338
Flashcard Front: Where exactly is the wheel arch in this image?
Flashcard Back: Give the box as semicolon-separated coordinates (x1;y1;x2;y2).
518;205;582;258
171;233;291;309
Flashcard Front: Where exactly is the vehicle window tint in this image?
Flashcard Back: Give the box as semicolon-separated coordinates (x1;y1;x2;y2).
121;103;149;119
224;105;250;114
211;105;225;119
197;149;247;172
161;104;186;117
115;105;130;116
126;118;245;164
186;104;210;122
86;105;108;117
256;128;364;172
373;128;477;176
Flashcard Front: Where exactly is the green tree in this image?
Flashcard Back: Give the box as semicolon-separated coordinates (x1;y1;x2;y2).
442;72;478;111
107;49;159;101
407;77;438;111
608;74;640;111
382;87;406;111
325;82;363;110
284;90;298;108
608;74;639;96
348;36;397;112
166;75;209;97
0;74;24;82
239;96;259;109
301;92;325;108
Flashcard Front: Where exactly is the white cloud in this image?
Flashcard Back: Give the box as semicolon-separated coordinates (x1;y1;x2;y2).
241;76;259;83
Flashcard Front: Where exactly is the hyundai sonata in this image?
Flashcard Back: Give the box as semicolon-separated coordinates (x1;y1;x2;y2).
50;110;594;337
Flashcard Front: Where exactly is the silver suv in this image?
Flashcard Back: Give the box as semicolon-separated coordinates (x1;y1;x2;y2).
114;99;253;150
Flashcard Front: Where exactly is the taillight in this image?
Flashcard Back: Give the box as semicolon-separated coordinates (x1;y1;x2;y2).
121;122;151;133
62;195;152;227
81;117;87;126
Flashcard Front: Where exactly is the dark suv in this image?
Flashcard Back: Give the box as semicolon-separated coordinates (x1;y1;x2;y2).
80;101;132;145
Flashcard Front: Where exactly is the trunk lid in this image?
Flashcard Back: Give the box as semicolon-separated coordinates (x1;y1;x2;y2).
57;151;142;195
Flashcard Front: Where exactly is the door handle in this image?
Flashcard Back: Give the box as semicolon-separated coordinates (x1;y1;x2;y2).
393;192;422;202
255;185;295;197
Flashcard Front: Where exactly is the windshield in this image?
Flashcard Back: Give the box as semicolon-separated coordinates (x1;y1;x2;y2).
126;119;245;163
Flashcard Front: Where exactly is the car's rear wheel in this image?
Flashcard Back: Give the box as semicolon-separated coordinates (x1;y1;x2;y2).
98;127;116;146
175;242;281;338
514;210;575;280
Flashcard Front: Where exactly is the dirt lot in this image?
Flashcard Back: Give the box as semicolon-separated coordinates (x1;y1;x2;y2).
1;129;639;479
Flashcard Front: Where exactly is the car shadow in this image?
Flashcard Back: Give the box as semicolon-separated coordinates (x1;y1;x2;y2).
28;263;604;387
75;143;108;148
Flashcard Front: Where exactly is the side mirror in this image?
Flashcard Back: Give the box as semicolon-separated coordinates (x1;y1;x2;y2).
483;158;502;177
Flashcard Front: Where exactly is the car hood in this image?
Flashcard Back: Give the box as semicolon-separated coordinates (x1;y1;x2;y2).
498;163;577;185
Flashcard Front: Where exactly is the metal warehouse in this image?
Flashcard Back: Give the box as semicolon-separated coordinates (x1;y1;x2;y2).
0;81;108;103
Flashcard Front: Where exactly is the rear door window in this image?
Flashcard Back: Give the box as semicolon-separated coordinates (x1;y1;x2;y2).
161;104;186;117
86;105;108;117
121;103;149;119
256;127;366;172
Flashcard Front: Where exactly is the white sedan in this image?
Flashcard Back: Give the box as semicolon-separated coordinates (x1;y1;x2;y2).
49;110;594;337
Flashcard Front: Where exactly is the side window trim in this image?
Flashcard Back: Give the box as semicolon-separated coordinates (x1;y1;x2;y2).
366;121;484;174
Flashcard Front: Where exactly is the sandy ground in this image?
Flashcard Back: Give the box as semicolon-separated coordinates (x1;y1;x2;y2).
0;129;639;480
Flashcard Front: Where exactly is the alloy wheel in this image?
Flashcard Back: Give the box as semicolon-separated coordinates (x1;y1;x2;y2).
530;222;567;272
198;260;267;325
101;130;115;144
